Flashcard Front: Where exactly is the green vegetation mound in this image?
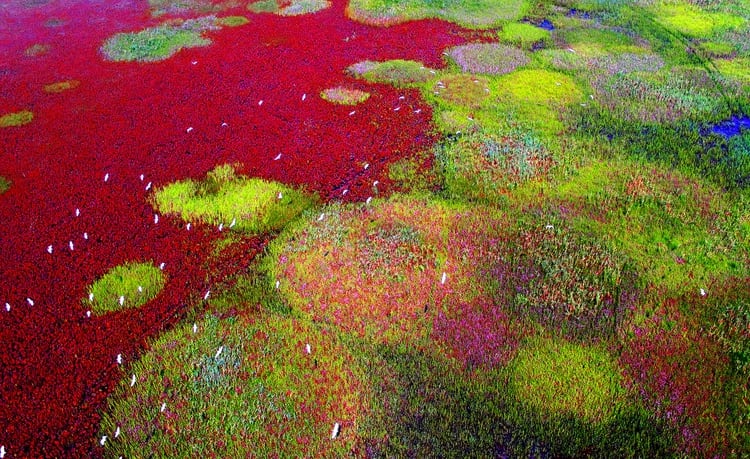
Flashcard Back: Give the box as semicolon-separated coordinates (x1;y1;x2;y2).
153;164;317;234
499;22;551;50
347;60;435;87
247;0;330;15
652;3;745;39
0;177;10;194
43;80;80;93
320;87;370;105
447;43;530;75
347;0;530;28
100;313;371;456
0;110;34;128
86;262;166;314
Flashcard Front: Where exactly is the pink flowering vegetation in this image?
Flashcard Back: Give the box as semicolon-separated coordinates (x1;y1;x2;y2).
446;43;530;76
619;290;749;456
99;312;372;457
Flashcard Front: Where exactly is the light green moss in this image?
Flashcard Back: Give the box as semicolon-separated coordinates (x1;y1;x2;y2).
0;110;34;128
348;60;435;87
100;18;217;62
247;0;278;13
43;80;80;93
153;164;317;234
0;177;10;194
510;336;625;423
215;15;250;26
86;262;166;314
499;22;551;50
653;3;745;38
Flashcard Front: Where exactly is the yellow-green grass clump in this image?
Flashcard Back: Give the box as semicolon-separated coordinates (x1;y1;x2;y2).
498;22;551;50
247;0;330;15
494;69;583;133
266;195;506;345
320;87;370;105
652;2;745;39
43;80;80;93
215;15;250;26
24;43;50;57
431;73;491;110
0;110;34;128
347;60;435;87
86;262;166;314
100;17;221;62
100;313;372;457
347;0;529;28
153;164;317;234
558;26;646;57
510;336;626;424
149;0;233;17
436;128;553;202
513;158;748;293
0;177;10;194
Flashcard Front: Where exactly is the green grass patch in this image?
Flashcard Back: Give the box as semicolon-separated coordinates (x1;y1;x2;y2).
510;336;625;423
320;87;370;105
86;262;166;315
347;0;530;28
43;80;80;93
499;22;551;50
347;60;435;87
100;18;218;62
652;2;745;39
0;177;10;194
152;164;317;234
0;110;33;128
215;15;250;26
247;0;279;13
447;43;530;75
558;26;645;57
100;312;372;456
278;0;330;15
24;43;49;57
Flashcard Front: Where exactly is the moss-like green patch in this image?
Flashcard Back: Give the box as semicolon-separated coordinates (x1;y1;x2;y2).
0;110;34;128
320;87;370;105
247;0;330;15
215;15;250;26
148;0;233;17
0;177;10;194
558;26;643;57
447;43;529;75
652;3;745;39
510;336;625;424
432;73;490;109
347;0;530;28
86;262;166;314
247;0;279;13
100;313;372;456
498;22;551;50
153;164;317;234
266;195;507;346
43;80;80;93
347;60;435;87
100;17;218;62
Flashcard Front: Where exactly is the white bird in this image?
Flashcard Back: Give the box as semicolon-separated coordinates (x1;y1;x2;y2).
191;60;198;65
160;402;166;412
218;223;223;232
302;93;307;101
349;110;356;116
258;100;263;106
275;280;280;289
84;232;88;240
373;181;379;187
86;310;91;318
221;122;228;127
160;262;166;270
365;197;372;204
137;285;143;293
100;435;107;446
193;323;198;333
186;223;191;231
441;272;447;285
700;288;707;296
394;106;401;111
1;445;6;457
317;213;325;221
145;182;152;191
75;208;80;217
215;346;223;358
130;374;136;386
545;224;554;230
4;303;10;312
277;192;283;200
119;296;125;306
342;189;348;196
69;241;74;251
27;298;34;306
414;109;422;114
117;354;122;365
305;343;311;354
140;174;144;181
154;214;159;224
399;95;405;100
114;426;120;438
47;245;53;254
186;127;193;133
204;290;210;300
104;173;110;182
274;153;282;160
89;292;94;302
331;423;340;439
363;163;369;170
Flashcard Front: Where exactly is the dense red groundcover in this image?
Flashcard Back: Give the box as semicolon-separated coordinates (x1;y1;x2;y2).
0;0;471;455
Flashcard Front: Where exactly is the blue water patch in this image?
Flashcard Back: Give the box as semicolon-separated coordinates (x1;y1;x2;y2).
538;19;554;30
710;115;750;138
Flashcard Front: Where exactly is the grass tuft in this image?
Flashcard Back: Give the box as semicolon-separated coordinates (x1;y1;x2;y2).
86;262;166;315
0;110;34;128
43;80;80;93
348;60;435;87
320;87;370;105
499;22;551;50
347;0;530;28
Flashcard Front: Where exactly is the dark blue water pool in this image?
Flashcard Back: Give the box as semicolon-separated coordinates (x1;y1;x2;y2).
538;19;554;30
710;115;750;138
